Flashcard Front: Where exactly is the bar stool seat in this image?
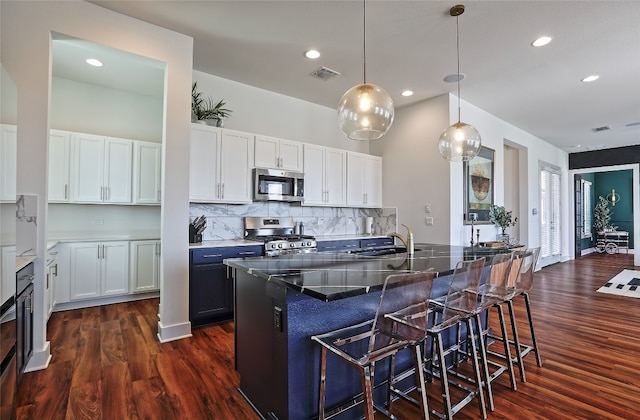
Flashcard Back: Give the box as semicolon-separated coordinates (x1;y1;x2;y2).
423;257;488;420
472;252;517;411
311;270;436;420
488;247;542;382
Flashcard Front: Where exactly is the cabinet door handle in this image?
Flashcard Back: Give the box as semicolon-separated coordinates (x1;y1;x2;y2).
30;292;34;314
46;273;50;289
216;183;221;198
64;184;68;200
203;254;223;258
238;251;255;255
107;187;110;201
54;264;58;276
221;183;225;198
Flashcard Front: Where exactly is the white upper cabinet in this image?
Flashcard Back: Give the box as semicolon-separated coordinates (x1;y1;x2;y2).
189;124;254;203
133;141;162;204
303;144;346;206
48;129;71;202
255;135;303;172
71;133;132;203
346;152;382;208
0;125;16;202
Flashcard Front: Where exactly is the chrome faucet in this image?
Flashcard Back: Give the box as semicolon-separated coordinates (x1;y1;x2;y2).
389;224;415;257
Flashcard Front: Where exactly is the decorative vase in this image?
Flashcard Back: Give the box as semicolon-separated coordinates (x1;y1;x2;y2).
497;228;509;243
215;118;224;128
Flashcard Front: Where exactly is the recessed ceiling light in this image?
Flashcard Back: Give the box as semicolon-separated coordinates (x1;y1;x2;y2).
531;36;552;47
304;49;320;59
401;90;414;97
443;73;465;83
86;58;103;67
581;75;600;82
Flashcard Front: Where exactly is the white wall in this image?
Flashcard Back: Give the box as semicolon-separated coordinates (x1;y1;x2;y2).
48;204;160;238
1;1;194;370
1;64;18;125
370;94;452;243
193;70;368;153
51;77;163;142
373;92;569;261
504;144;520;240
449;96;569;258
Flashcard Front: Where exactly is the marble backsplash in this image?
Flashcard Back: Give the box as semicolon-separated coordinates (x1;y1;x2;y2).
189;202;397;241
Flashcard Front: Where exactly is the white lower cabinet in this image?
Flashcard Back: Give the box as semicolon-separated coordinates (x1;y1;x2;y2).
130;240;160;293
45;247;58;320
68;241;130;300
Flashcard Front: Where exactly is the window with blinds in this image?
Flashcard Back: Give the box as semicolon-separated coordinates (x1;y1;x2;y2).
582;180;592;238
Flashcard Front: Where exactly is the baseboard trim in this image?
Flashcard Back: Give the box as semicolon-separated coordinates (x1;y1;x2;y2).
157;320;192;343
25;341;51;372
53;291;160;312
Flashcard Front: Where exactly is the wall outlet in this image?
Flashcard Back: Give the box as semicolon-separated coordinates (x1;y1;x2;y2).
425;204;431;213
94;219;104;225
425;217;434;226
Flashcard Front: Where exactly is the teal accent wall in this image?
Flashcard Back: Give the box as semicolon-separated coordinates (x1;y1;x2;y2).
581;173;595;250
594;170;633;249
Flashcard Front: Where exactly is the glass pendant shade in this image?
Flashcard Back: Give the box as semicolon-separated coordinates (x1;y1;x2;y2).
437;121;482;161
338;83;394;140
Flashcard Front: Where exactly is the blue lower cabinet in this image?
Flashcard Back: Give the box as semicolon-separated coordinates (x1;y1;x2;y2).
189;245;262;327
316;240;360;252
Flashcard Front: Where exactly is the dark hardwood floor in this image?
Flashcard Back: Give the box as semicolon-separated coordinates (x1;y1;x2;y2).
16;252;640;419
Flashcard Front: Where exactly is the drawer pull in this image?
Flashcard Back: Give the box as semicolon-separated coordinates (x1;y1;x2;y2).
238;252;256;255
202;254;223;258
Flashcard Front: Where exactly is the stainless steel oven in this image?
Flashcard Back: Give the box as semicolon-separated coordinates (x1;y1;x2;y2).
253;168;304;203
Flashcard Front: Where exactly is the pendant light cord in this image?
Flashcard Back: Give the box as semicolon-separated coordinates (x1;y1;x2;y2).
456;13;461;123
363;0;367;84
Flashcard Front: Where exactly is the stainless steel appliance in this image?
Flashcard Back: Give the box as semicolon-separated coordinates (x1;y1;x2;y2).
244;216;316;256
253;168;304;203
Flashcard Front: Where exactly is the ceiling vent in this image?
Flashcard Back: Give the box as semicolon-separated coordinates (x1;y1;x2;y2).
310;66;341;81
591;125;611;133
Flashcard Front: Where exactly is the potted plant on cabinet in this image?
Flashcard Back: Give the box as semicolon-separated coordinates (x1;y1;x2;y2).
488;204;518;243
191;82;233;127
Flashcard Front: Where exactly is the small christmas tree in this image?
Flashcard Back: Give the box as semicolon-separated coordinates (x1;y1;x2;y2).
593;196;613;232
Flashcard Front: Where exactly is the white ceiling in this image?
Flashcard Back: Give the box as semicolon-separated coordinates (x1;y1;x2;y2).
79;0;640;152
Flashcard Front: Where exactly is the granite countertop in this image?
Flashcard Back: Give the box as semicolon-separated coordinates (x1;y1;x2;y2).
16;255;36;272
225;243;510;301
188;234;392;249
189;239;263;249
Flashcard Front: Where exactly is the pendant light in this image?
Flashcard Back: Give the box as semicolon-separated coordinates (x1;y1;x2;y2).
337;0;394;141
438;4;482;161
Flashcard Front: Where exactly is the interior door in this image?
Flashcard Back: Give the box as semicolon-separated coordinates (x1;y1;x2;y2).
574;174;583;257
540;164;562;266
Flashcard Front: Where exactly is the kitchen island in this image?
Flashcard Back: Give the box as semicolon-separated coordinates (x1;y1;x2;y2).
225;244;510;419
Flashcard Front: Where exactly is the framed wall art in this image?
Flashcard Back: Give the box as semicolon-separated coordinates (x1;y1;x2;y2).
463;146;495;224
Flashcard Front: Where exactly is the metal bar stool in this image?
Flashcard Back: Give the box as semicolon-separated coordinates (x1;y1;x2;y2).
311;270;436;420
472;252;517;412
424;257;487;420
489;247;542;382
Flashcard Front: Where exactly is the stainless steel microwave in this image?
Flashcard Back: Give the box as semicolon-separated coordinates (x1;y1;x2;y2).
253;168;304;203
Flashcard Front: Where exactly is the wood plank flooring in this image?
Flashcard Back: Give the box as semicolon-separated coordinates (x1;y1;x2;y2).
16;252;640;419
